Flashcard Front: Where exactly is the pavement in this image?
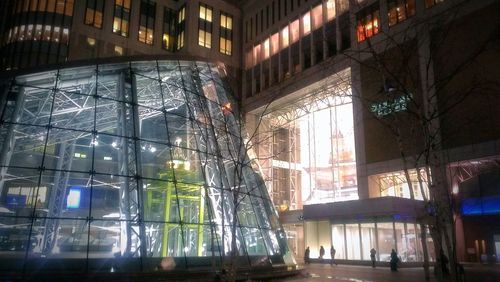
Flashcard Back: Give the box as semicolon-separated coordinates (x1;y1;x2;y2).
283;263;500;282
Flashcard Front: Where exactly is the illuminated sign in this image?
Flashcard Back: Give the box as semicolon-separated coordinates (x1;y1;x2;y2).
370;93;412;117
66;188;81;209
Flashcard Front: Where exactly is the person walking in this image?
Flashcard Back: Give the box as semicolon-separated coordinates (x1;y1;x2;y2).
330;246;337;265
319;246;325;260
370;248;377;268
440;249;449;275
390;249;399;272
304;246;310;264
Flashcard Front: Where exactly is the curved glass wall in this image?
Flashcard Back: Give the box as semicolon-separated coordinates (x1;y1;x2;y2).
0;60;295;272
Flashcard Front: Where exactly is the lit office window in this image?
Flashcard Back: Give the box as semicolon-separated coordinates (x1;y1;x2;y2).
302;12;311;35
219;12;233;55
15;0;74;16
311;5;323;30
87;37;96;46
388;0;415;27
289;19;299;44
163;8;176;51
356;3;380;42
425;0;445;8
113;0;131;37
85;0;104;29
263;38;270;60
55;0;65;14
65;0;74;16
198;3;213;48
281;26;289;49
270;32;279;56
177;6;186;50
253;44;261;65
326;0;336;21
61;28;69;44
138;0;155;45
114;45;123;55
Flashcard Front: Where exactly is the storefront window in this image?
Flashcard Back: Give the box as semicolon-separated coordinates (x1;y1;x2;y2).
360;223;377;260
283;223;304;259
377;222;395;261
345;223;361;260
332;224;346;259
305;221;331;258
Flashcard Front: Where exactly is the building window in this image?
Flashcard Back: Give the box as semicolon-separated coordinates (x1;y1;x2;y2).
15;0;74;16
302;12;311;36
87;37;96;47
425;0;444;8
219;12;233;56
113;0;131;37
289;19;299;44
270;32;279;56
114;45;124;55
177;6;186;50
369;169;430;200
326;0;336;21
281;25;289;49
138;0;156;45
84;0;104;29
356;3;380;42
388;0;415;27
198;3;213;49
311;4;323;30
162;8;176;51
256;86;358;209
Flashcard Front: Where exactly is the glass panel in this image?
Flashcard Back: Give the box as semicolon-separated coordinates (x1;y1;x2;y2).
312;5;323;30
302;12;311;35
395;222;406;260
360;223;376;260
332;224;345;259
400;222;419;262
0;61;295;270
289;20;299;44
345;223;361;260
87;220;121;258
377;222;395;262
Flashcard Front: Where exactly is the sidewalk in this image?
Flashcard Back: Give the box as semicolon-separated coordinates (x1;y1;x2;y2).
285;263;500;282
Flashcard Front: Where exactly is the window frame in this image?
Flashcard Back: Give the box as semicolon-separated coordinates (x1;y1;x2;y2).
113;0;131;37
198;3;213;49
219;12;233;56
84;0;105;29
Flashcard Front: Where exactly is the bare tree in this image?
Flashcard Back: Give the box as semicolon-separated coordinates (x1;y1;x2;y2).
343;0;500;281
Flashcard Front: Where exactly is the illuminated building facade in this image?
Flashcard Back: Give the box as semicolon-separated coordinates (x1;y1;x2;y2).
0;0;499;273
242;0;500;265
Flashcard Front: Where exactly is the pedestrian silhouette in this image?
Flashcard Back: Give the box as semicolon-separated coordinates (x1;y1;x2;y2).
390;249;399;271
370;248;377;268
304;246;310;264
330;246;337;265
319;246;325;260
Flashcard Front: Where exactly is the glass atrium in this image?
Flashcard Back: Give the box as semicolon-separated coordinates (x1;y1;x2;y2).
0;60;294;272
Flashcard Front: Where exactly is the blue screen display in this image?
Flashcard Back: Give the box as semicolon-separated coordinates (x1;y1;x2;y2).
66;188;81;209
461;195;500;215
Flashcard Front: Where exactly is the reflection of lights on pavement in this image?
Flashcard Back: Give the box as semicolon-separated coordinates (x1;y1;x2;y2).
310;273;320;278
